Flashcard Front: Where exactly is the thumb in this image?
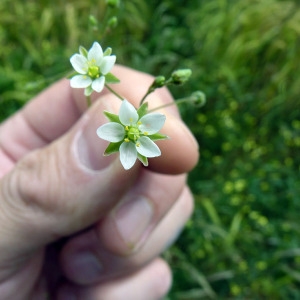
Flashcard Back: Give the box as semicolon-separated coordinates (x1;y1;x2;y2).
0;95;138;268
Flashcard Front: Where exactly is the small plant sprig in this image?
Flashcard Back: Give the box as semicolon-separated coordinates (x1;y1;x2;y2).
140;69;192;105
68;41;205;170
89;0;120;40
68;3;205;170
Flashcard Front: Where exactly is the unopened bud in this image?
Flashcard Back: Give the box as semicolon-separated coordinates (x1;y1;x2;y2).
153;76;166;88
190;91;206;107
148;75;166;93
171;69;192;85
89;15;98;27
108;16;118;28
106;0;120;8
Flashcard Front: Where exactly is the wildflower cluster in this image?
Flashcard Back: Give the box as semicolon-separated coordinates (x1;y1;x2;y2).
69;40;204;170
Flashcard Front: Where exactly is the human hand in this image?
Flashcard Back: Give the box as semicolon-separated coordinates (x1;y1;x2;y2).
0;65;198;299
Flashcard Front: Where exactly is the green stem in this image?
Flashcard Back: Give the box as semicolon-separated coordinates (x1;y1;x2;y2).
105;84;124;101
148;97;191;113
140;91;151;106
86;95;91;107
139;78;172;106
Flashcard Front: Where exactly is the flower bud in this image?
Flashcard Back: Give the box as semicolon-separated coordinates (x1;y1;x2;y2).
153;76;166;88
108;16;118;28
89;15;98;26
191;91;206;107
171;69;192;85
106;0;120;8
146;76;166;94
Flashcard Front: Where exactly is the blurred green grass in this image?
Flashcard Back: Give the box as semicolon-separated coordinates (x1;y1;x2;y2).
1;0;300;298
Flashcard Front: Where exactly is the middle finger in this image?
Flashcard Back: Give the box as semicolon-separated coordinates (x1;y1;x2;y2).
60;170;187;284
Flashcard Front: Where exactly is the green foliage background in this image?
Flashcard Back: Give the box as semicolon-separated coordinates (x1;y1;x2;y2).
1;0;300;298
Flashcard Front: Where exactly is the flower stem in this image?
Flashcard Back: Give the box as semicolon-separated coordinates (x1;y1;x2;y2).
148;97;190;113
86;95;91;107
105;84;124;101
140;92;151;106
139;78;173;106
148;91;206;112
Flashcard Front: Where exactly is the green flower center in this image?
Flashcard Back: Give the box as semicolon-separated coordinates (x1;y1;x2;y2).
127;127;140;142
88;65;100;79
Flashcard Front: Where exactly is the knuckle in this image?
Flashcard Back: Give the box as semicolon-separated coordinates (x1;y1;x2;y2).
6;147;77;228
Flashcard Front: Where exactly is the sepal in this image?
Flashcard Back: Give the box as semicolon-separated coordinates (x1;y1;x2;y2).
103;111;121;123
104;47;112;56
148;133;169;141
105;72;120;84
137;154;148;166
84;86;93;96
104;141;122;155
137;102;148;119
79;46;88;57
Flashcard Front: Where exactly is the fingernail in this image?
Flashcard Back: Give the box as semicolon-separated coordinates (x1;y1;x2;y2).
68;251;103;284
113;196;154;249
73;116;115;171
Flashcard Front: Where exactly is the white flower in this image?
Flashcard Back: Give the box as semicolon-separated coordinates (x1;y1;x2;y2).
97;100;168;170
69;42;116;96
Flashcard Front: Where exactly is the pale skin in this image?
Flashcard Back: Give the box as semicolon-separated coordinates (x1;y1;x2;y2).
0;65;199;299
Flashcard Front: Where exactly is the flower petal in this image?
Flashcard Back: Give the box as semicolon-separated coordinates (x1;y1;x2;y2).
139;113;166;134
97;123;125;142
91;76;105;93
88;42;103;65
100;55;116;74
120;142;137;170
136;136;161;158
70;75;92;88
119;100;139;126
70;54;88;74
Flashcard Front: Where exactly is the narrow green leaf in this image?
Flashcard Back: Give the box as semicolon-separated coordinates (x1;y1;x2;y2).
105;72;120;84
201;197;222;226
104;111;120;123
137;102;148;118
104;141;122;156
